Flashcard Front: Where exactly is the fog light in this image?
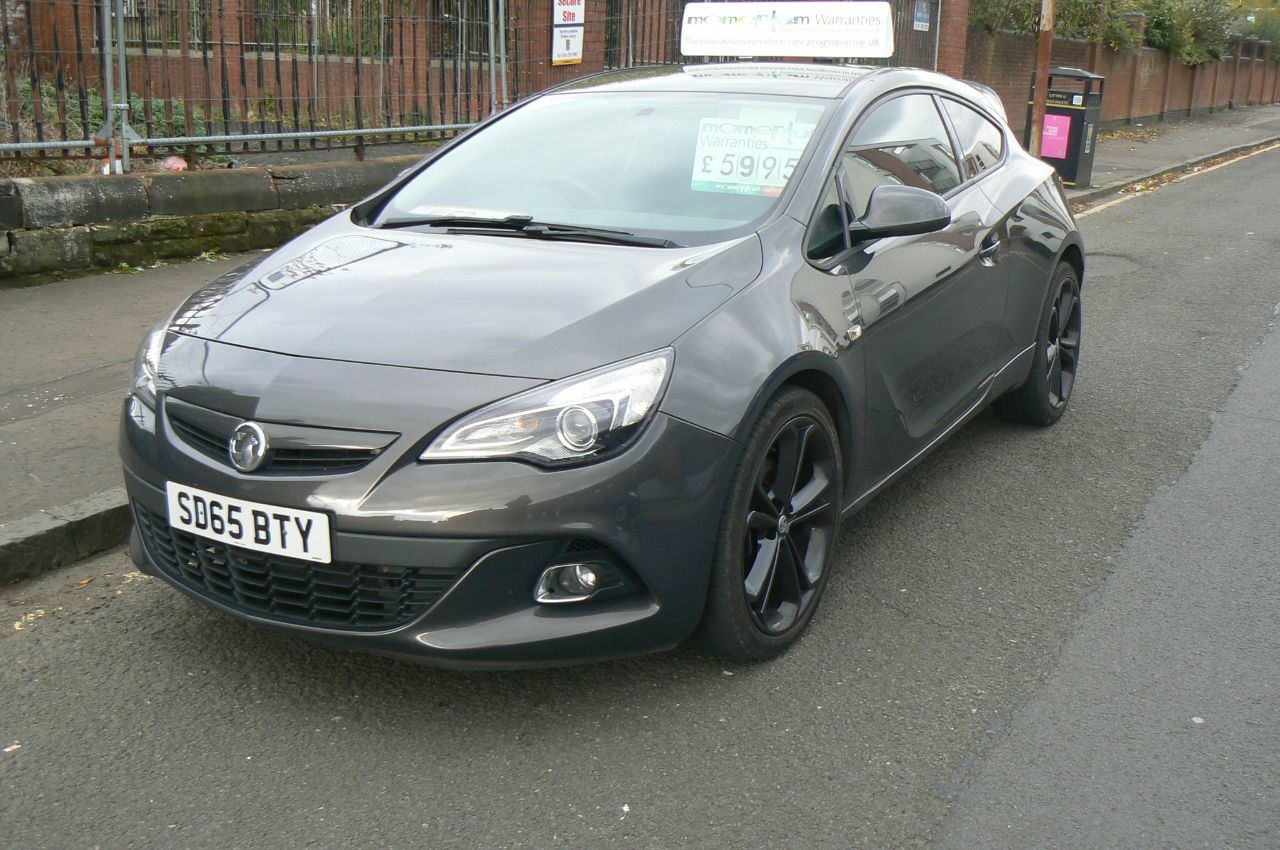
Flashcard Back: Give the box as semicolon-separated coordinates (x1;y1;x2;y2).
535;562;602;604
561;564;598;594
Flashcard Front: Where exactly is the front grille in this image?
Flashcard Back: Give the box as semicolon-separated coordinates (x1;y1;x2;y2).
133;502;461;631
169;414;228;461
266;448;382;473
167;409;381;475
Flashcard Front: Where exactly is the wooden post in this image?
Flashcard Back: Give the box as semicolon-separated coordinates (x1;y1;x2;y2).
1029;0;1056;156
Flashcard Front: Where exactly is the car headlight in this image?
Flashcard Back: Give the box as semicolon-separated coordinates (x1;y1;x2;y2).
132;328;166;409
421;350;673;466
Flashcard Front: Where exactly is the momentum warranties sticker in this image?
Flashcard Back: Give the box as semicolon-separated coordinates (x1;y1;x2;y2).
680;1;894;59
691;109;818;196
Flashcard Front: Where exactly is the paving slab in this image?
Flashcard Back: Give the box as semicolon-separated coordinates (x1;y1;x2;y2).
0;254;251;530
1069;104;1280;198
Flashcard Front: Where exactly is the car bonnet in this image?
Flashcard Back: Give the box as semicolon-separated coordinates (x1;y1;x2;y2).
168;215;763;380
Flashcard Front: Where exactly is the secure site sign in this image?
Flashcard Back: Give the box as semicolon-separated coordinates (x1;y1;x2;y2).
553;0;585;66
680;1;894;59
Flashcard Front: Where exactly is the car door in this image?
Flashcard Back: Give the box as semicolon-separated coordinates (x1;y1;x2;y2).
938;94;1024;368
806;92;1009;486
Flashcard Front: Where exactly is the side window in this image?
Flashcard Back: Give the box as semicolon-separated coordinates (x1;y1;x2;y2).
807;179;849;260
940;99;1005;179
840;94;961;218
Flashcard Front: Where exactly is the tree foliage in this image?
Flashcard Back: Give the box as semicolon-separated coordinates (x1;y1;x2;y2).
1242;10;1280;61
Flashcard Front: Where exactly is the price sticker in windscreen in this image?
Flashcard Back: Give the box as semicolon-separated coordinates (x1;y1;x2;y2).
691;110;817;197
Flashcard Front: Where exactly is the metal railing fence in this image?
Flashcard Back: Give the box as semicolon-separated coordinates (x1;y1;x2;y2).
0;0;940;167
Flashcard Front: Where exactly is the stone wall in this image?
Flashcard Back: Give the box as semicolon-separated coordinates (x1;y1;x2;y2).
0;155;424;281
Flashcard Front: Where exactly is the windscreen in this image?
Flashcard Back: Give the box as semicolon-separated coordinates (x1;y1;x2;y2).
377;92;832;245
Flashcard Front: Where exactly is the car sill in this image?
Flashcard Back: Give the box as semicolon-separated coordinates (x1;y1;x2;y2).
842;343;1035;517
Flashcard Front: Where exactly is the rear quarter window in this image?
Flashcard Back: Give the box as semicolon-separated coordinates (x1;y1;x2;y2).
940;99;1005;180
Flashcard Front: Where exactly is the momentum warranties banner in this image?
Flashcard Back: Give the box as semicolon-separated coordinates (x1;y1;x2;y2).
680;1;894;59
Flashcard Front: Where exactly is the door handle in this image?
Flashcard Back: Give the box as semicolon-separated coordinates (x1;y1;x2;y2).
978;233;1000;266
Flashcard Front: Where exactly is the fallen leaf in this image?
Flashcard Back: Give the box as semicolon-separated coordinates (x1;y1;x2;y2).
75;576;94;587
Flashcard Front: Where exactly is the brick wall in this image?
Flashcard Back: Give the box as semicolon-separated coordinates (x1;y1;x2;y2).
936;0;970;77
964;29;1278;130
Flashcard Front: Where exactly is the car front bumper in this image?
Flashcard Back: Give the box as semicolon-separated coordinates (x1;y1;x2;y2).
122;395;738;669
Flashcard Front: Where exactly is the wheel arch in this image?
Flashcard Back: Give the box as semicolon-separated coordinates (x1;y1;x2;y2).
730;353;858;501
1056;235;1086;288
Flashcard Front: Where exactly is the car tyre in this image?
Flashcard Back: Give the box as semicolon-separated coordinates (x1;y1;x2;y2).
697;387;843;662
994;263;1082;426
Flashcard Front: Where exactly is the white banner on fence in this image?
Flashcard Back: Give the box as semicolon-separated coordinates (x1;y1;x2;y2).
680;1;894;59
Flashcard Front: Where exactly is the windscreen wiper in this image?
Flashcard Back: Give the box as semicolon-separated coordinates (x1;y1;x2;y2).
377;213;534;230
377;214;679;248
506;223;679;248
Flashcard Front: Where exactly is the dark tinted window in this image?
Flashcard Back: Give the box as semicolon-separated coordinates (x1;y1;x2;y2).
840;94;961;218
807;179;849;260
941;98;1004;178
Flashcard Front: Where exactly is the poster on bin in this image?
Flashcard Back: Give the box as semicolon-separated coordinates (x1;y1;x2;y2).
1041;114;1071;159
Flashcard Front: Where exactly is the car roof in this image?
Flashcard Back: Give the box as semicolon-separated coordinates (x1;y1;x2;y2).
550;62;887;99
549;63;1001;112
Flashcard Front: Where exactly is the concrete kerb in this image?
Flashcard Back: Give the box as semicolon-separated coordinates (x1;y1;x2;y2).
1;488;130;584
6;140;1280;585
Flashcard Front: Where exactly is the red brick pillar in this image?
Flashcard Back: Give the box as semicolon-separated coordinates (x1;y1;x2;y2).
1230;35;1243;106
1124;12;1146;124
1160;47;1174;120
1245;37;1258;104
936;0;970;77
1268;42;1279;104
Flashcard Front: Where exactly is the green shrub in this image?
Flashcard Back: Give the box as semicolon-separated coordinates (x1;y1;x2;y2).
7;78;212;141
1144;0;1233;63
970;0;1234;63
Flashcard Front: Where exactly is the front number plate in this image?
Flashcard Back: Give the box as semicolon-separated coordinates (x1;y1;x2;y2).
165;482;332;564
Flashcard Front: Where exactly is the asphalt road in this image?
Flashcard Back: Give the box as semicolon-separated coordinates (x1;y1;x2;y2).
3;148;1280;849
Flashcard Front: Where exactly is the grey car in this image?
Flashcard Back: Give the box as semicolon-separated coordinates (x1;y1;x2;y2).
120;63;1084;667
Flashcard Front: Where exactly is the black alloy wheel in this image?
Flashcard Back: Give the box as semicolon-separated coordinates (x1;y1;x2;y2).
994;263;1083;426
699;387;842;661
743;416;838;634
1046;277;1081;408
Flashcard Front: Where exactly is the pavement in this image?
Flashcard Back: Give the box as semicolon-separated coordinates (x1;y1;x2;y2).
1073;105;1280;199
2;103;1278;579
1;127;1278;847
0;253;252;577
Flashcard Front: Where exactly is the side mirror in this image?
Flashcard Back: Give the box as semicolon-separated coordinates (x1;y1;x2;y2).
850;185;951;243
